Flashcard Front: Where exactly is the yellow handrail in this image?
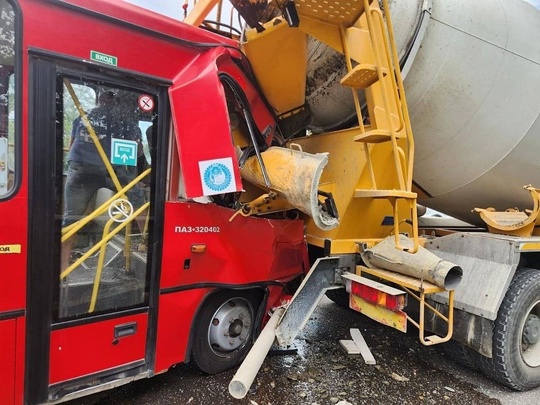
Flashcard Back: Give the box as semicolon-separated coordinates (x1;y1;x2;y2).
60;201;149;280
61;168;150;240
381;0;416;191
363;0;405;190
63;79;124;194
362;0;418;253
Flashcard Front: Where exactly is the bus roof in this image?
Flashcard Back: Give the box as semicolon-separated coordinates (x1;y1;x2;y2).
54;0;239;48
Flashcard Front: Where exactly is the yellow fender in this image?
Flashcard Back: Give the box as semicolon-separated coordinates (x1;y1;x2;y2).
473;185;540;237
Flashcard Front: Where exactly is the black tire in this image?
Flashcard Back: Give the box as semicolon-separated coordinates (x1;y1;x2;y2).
325;287;350;309
191;290;261;374
477;268;540;390
443;339;480;371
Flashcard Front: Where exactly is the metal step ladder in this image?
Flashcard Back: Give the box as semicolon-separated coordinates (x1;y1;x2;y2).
291;0;419;253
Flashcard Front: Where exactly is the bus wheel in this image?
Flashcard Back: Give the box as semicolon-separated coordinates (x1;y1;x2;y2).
191;290;259;374
478;268;540;390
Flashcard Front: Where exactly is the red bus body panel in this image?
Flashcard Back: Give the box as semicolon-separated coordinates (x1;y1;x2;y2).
160;202;305;289
169;48;244;198
0;0;308;403
155;203;306;372
0;319;17;405
49;313;148;384
155;288;209;373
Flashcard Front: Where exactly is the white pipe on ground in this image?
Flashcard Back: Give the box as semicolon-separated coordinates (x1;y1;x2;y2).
228;307;285;399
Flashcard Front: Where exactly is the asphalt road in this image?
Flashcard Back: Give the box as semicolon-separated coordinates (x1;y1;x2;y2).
74;297;540;405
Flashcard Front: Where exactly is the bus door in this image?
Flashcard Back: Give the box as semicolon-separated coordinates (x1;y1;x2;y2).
0;2;23;404
26;57;164;403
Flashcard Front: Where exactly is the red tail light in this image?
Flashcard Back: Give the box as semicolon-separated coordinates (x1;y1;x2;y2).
350;280;406;312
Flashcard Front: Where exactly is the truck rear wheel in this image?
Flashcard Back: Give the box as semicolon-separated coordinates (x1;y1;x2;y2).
443;339;480;371
478;268;540;390
191;290;261;374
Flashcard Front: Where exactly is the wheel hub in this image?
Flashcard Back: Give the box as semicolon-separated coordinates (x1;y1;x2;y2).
208;298;252;356
520;299;540;369
229;319;244;338
523;314;540;346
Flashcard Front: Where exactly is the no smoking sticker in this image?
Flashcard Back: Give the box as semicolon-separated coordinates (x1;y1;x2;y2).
138;94;154;112
108;199;134;223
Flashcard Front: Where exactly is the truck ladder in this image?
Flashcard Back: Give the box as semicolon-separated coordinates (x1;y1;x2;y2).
288;0;419;252
349;0;418;253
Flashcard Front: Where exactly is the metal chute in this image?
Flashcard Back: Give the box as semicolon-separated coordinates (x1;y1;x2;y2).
360;235;463;290
239;145;339;231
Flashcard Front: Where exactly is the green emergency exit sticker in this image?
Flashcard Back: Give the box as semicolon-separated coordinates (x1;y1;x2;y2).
90;50;118;67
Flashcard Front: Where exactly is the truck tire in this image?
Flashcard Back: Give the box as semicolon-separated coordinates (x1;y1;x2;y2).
325;287;350;309
477;268;540;390
191;290;260;374
442;339;480;371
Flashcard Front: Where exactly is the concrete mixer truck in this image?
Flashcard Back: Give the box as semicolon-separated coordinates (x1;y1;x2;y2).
1;0;540;403
182;0;540;395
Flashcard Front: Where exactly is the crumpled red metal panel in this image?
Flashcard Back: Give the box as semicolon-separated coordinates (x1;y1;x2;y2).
169;47;243;198
169;47;276;198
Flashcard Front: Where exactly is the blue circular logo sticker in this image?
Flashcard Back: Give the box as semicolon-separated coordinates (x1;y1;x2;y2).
203;163;232;192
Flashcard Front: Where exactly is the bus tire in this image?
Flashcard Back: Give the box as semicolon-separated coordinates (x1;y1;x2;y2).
477;268;540;390
191;290;260;374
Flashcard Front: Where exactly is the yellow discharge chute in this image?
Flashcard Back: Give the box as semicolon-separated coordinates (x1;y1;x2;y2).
239;146;339;231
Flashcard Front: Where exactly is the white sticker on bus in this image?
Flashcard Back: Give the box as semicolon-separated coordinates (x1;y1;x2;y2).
198;157;236;196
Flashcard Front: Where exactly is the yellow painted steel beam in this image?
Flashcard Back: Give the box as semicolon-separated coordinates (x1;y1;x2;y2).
242;18;308;115
184;0;221;26
520;242;540;251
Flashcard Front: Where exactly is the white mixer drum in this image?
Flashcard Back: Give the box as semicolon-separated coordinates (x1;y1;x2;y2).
305;0;540;225
405;0;540;224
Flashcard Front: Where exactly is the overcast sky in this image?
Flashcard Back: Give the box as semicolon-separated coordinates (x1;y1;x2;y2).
124;0;182;20
125;0;539;21
124;0;540;26
124;0;238;22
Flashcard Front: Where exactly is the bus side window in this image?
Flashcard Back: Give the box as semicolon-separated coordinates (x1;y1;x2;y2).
0;72;15;198
0;73;16;197
0;136;8;194
0;1;16;197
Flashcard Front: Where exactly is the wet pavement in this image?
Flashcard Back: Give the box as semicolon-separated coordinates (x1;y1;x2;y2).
74;297;540;405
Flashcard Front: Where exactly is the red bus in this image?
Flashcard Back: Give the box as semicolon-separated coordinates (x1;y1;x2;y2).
0;1;307;403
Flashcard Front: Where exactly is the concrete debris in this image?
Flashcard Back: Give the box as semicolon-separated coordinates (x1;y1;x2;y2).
340;339;361;354
391;372;410;382
350;328;376;365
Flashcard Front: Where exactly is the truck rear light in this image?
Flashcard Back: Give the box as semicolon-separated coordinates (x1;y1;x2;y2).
344;273;407;312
